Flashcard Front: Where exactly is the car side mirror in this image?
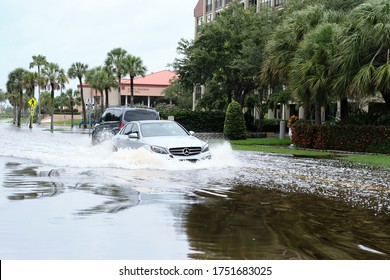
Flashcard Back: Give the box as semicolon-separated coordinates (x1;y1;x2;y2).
128;132;139;139
189;131;195;136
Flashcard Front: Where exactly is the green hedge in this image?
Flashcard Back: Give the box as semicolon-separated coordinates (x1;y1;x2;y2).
291;123;390;154
224;101;247;140
159;109;225;132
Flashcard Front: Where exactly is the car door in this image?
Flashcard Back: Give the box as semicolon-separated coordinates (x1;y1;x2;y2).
114;123;134;149
126;123;145;150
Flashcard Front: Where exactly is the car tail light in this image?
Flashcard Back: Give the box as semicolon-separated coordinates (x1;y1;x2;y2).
119;122;124;129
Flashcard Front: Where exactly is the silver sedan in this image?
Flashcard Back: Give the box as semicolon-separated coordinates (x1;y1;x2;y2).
112;120;211;162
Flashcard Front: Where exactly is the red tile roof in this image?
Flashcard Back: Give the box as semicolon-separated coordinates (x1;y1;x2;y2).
194;0;203;17
122;70;178;86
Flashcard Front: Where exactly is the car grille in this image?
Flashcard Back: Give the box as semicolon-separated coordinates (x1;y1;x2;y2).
169;147;202;156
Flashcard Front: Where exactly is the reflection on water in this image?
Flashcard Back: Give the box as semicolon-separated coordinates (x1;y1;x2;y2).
186;185;390;260
0;120;389;259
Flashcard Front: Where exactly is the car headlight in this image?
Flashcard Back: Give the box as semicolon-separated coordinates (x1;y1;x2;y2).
201;144;209;153
151;145;169;154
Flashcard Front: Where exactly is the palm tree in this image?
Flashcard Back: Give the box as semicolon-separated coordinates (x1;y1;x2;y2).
22;71;38;128
290;23;341;125
68;62;88;128
123;55;147;107
261;5;326;121
41;63;62;132
29;55;48;124
85;66;117;111
64;89;81;129
6;68;27;127
334;0;390;110
105;48;127;106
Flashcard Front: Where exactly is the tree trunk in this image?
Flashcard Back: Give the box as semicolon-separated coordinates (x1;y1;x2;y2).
105;88;109;109
381;90;390;110
79;78;87;129
70;100;74;129
17;92;22;127
50;86;54;132
340;97;349;123
315;98;321;125
13;104;17;124
303;91;311;121
130;76;134;107
118;76;122;106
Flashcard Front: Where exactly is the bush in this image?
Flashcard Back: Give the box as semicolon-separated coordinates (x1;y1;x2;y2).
158;107;225;132
292;123;390;154
224;101;247;140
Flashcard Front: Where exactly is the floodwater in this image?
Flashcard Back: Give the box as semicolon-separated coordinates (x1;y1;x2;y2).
0;120;389;260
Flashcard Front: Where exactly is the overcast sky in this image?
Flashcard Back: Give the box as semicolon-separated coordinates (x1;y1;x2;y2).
0;0;198;91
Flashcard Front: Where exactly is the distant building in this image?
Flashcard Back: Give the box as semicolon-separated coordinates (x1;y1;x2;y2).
80;70;177;109
194;0;285;37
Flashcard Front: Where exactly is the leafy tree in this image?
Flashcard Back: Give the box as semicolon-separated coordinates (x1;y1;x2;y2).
65;89;81;128
105;48;127;105
334;0;390;110
162;78;192;109
173;2;278;109
29;55;48;123
22;71;38;128
6;68;28;127
85;66;117;110
261;5;327;121
224;101;247;140
68;62;88;128
39;91;51;114
123;54;147;107
290;23;341;125
41;63;63;131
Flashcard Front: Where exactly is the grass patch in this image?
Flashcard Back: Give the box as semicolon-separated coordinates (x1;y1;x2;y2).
231;144;333;158
230;138;291;146
341;155;390;167
230;138;390;167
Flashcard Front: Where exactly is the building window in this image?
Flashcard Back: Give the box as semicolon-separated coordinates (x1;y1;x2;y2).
225;0;232;4
249;0;257;7
275;0;283;6
206;0;212;12
197;16;203;26
260;0;271;6
215;0;223;9
206;13;212;23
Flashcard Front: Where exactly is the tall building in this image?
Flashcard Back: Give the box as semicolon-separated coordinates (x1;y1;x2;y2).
194;0;285;37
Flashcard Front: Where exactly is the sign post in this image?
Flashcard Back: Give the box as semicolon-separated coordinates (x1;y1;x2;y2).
28;98;38;128
86;98;95;136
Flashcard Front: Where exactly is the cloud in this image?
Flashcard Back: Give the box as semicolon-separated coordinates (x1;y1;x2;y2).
0;0;197;90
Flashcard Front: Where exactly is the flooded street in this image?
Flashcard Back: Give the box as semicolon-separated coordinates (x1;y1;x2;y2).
0;120;389;260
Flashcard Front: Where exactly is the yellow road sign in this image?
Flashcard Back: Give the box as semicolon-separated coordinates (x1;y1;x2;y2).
28;98;38;108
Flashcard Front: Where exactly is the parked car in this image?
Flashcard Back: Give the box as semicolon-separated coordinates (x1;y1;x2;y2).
112;120;211;162
91;107;159;144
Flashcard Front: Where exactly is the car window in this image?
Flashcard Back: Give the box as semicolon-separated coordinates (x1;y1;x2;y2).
141;123;188;137
102;109;121;122
131;123;140;135
123;110;159;122
122;124;133;135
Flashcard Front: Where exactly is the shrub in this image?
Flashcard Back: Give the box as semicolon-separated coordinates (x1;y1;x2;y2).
224;101;247;140
292;123;390;154
158;107;225;132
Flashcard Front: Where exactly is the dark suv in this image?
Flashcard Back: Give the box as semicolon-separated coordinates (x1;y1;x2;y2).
91;107;159;144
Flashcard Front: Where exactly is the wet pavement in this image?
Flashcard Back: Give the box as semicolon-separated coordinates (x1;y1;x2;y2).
0;120;389;259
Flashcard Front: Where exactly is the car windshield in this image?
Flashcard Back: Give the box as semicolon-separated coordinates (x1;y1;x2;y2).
124;110;159;122
140;122;189;137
